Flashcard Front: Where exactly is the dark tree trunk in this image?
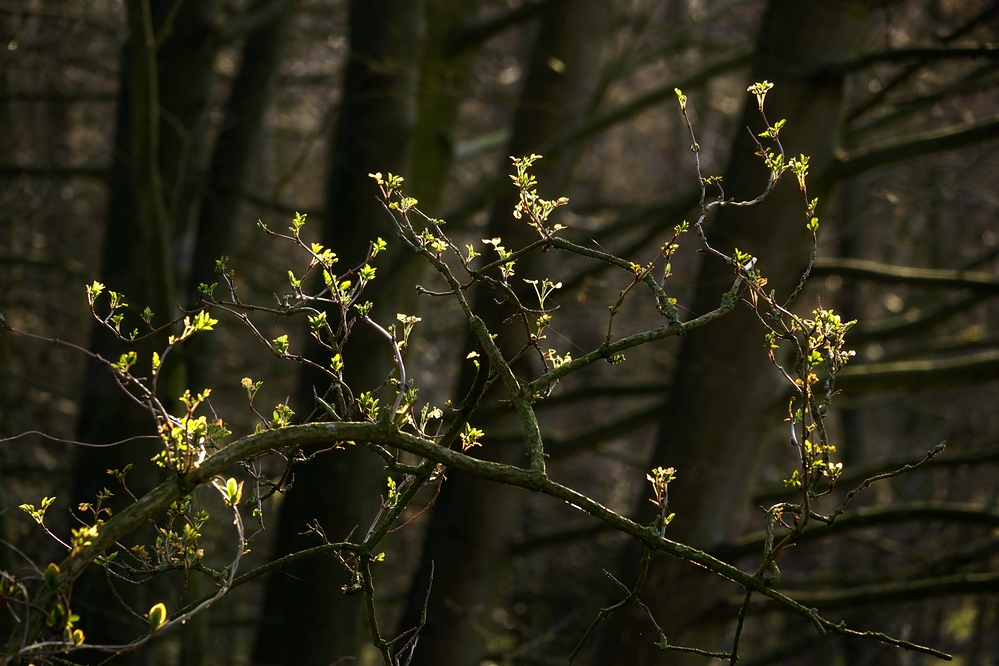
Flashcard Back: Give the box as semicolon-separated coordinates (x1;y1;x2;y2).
396;2;608;663
251;2;421;664
69;0;220;655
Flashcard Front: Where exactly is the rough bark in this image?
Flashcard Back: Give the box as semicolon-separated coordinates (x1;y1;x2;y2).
396;2;608;663
594;2;867;663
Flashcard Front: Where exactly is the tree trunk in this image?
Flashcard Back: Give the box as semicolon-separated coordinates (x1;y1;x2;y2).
251;2;421;664
397;2;608;663
594;2;867;663
69;0;220;656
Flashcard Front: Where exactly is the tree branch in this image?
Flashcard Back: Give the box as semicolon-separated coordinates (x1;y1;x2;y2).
836;348;999;392
849;293;989;345
831;44;999;74
214;0;294;45
446;0;558;55
766;571;999;611
830;112;999;182
443;48;750;222
715;502;999;561
0;163;110;178
811;257;999;292
754;439;999;506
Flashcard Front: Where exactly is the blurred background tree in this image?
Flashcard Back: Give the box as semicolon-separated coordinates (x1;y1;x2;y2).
2;0;999;664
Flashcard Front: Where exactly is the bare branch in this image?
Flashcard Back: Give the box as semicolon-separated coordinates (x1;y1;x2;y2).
831;113;999;182
831;44;999;74
811;257;999;292
836;349;999;392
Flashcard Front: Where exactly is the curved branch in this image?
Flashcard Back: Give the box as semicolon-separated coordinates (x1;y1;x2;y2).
446;0;557;55
849;293;989;344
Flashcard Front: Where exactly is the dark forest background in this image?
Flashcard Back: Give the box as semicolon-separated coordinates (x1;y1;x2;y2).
3;0;999;664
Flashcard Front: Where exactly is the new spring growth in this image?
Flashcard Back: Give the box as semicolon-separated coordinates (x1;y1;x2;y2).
748;80;774;112
214;477;244;507
148;602;167;631
647;466;677;535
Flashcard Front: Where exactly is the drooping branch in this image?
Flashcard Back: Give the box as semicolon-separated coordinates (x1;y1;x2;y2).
849;60;999;137
848;292;989;344
844;2;999;121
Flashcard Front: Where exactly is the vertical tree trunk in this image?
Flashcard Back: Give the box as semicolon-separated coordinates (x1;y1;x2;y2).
69;0;220;656
594;2;867;663
251;2;421;664
397;2;608;663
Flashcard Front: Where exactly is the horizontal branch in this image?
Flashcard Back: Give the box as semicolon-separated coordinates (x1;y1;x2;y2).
754;440;999;506
832;44;999;74
715;501;999;561
0;91;117;102
811;257;999;291
836;348;999;392
830;112;999;182
849;293;989;344
767;570;999;611
0;163;110;178
547;402;662;458
775;534;999;591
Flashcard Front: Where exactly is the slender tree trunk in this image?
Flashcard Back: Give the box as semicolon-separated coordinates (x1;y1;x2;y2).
251;3;421;664
397;3;608;663
594;2;867;663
